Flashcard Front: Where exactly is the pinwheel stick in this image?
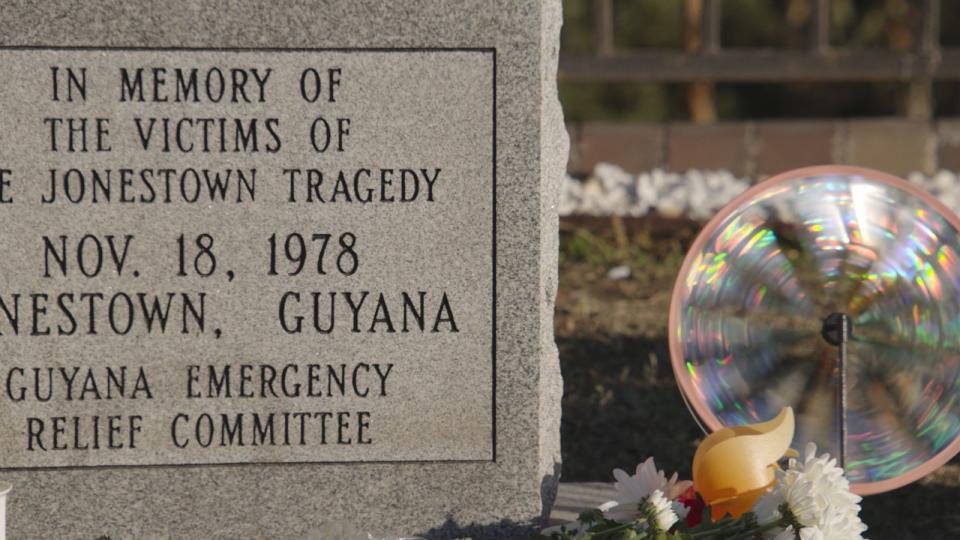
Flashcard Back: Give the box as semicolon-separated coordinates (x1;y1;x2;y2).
821;312;851;471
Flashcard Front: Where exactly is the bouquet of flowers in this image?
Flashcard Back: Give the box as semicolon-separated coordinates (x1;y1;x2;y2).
538;408;867;540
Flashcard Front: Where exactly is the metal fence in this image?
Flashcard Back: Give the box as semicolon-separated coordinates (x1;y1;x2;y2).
559;0;950;119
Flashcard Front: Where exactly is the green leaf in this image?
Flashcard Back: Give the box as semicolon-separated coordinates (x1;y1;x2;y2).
612;529;641;540
579;508;605;525
699;505;712;525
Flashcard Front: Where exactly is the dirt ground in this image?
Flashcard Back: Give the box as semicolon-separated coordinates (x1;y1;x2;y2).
555;216;960;539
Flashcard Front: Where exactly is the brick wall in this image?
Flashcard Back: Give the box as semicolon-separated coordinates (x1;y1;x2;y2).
567;119;960;179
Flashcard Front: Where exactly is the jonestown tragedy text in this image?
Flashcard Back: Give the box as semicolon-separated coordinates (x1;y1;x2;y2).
0;49;495;466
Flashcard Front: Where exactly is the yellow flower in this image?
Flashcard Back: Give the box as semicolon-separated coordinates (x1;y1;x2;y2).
692;407;796;518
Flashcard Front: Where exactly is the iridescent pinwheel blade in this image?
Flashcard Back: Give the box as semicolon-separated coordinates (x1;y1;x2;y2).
670;166;960;495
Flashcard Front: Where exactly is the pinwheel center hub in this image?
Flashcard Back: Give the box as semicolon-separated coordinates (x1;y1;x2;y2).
821;312;853;347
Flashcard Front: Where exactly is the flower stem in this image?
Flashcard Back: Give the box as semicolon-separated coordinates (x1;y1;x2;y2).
590;521;638;538
689;523;742;538
688;516;788;540
723;519;788;540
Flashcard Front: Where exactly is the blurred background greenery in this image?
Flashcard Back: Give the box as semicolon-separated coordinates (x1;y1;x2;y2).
560;0;960;122
555;3;960;538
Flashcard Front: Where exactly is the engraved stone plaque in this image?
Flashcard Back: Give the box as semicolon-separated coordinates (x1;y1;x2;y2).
0;2;564;538
0;48;494;467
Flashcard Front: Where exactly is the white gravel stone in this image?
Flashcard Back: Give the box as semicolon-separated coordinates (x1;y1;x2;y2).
606;265;631;281
561;164;960;219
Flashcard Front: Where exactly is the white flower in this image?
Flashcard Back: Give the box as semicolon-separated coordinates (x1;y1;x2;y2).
603;457;692;523
753;443;867;540
646;489;680;531
771;526;825;540
771;527;796;540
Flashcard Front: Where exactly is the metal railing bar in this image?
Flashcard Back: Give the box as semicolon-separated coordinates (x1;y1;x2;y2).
702;0;721;54
559;49;960;83
810;0;830;53
593;0;615;57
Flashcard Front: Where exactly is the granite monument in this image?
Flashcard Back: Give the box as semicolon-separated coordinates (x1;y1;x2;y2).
0;1;566;538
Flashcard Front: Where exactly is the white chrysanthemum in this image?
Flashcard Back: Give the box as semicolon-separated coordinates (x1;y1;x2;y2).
771;526;825;540
646;490;680;531
771;527;796;540
603;457;692;523
754;443;867;540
